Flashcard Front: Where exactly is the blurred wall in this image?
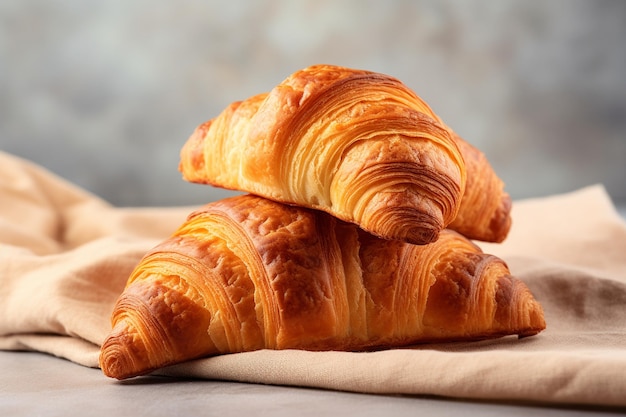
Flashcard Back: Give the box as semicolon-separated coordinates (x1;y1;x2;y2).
1;0;625;207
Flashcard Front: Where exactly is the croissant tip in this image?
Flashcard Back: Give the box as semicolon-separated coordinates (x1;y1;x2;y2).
99;346;129;380
99;321;148;380
99;352;126;380
516;291;547;339
517;321;547;339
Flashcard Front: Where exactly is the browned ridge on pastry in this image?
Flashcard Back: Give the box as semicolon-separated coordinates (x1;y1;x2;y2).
179;64;512;244
99;194;545;380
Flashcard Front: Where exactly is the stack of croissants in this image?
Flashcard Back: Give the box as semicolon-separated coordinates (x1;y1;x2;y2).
99;64;546;380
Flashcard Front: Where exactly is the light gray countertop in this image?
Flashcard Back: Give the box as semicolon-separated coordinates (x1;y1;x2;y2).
0;351;621;416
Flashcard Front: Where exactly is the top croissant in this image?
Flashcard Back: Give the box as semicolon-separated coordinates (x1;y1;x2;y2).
179;64;511;245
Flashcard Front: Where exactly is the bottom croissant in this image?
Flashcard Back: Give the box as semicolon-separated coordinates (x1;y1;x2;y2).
99;194;545;380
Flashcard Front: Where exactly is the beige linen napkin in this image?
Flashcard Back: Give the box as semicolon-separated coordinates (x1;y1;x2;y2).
1;150;625;407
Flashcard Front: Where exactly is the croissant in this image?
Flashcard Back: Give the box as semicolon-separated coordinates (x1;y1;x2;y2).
179;64;512;244
180;64;467;245
99;194;545;380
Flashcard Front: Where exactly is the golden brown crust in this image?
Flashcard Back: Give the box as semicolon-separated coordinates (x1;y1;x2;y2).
446;134;512;242
99;194;545;380
371;89;513;242
179;64;466;245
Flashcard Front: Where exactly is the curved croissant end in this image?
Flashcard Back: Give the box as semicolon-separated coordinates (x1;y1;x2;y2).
446;134;512;242
394;92;513;242
180;64;466;245
99;194;545;380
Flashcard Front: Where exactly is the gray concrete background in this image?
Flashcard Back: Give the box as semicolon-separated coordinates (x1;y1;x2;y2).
1;0;625;207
